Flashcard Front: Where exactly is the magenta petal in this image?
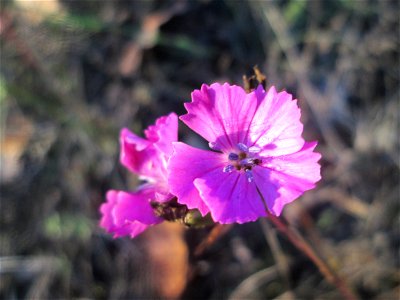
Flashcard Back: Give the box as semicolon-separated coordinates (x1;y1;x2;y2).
99;190;120;233
168;142;226;215
180;83;258;150
252;168;285;216
154;191;174;203
266;141;321;181
144;112;178;156
193;171;267;224
100;190;146;238
255;167;312;216
113;188;162;226
121;128;150;151
256;141;321;216
99;189;162;239
125;222;150;238
120;128;161;177
248;86;305;156
119;113;178;181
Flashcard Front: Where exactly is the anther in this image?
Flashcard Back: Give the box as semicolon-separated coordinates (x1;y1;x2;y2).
237;143;248;152
245;169;254;182
240;158;254;166
228;153;239;161
223;165;235;173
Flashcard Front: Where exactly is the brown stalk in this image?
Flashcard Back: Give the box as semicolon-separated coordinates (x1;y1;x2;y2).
266;212;358;300
254;184;357;300
194;224;233;257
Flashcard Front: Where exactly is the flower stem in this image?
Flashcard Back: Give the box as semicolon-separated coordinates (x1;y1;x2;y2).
266;212;358;300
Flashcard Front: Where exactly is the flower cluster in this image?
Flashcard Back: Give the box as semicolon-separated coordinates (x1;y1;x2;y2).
100;82;321;238
100;113;177;238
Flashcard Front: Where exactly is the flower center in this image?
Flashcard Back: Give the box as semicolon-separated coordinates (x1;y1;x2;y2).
223;143;262;182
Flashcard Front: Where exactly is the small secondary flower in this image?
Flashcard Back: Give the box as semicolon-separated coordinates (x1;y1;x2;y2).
100;113;178;238
100;188;163;238
168;83;321;224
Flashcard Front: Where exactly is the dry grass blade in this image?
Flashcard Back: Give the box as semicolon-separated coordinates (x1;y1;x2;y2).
259;218;292;291
267;214;359;300
316;188;370;219
228;266;278;300
250;1;346;155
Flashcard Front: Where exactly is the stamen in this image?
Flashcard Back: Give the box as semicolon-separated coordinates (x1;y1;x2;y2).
248;146;261;153
237;143;248;152
240;158;254;166
228;153;239;161
245;169;254;182
223;165;235;173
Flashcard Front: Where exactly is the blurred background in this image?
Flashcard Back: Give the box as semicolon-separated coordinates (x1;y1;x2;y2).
0;0;399;299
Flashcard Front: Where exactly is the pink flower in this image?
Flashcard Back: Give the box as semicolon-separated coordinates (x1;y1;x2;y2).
100;188;162;238
100;113;178;238
168;83;321;224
